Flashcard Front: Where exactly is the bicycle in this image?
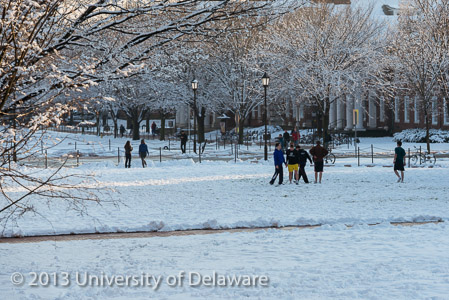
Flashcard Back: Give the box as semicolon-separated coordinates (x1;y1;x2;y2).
410;146;436;165
324;147;336;164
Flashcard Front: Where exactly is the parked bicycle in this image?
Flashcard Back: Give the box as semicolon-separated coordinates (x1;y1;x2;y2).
324;147;336;164
410;146;436;165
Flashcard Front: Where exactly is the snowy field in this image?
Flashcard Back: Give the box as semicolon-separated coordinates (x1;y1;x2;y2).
2;127;449;299
1;223;449;299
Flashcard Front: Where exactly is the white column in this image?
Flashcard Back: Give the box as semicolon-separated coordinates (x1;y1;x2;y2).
336;96;345;130
368;91;377;129
355;92;365;130
329;100;336;130
345;94;354;130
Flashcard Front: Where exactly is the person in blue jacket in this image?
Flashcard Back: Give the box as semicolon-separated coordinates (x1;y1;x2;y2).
270;142;287;185
139;139;150;168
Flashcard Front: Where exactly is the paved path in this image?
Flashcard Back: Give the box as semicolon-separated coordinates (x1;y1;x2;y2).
0;221;443;244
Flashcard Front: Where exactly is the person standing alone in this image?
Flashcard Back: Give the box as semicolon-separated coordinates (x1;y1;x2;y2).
270;143;287;186
139;139;150;168
394;141;406;182
309;141;328;184
180;130;188;154
124;141;133;168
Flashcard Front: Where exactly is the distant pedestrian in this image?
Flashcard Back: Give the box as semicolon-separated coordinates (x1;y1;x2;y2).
139;139;150;168
309;140;328;184
394;141;406;182
296;145;312;183
283;130;290;149
270;142;287;186
151;122;157;136
180;130;188;154
291;127;300;146
124;141;133;168
120;125;126;137
276;134;284;153
286;143;299;184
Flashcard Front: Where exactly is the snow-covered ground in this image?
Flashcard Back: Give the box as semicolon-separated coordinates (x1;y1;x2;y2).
2;128;449;299
2;156;449;237
1;223;449;299
29;128;449;165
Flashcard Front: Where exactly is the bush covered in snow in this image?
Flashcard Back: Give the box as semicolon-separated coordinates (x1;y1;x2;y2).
393;129;449;143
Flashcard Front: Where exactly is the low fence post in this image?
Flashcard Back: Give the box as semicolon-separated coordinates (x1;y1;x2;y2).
75;141;77;150
45;150;48;169
419;146;422;164
169;138;171;151
76;150;80;167
159;147;162;163
109;139;111;151
371;144;374;164
357;147;360;167
408;148;411;168
199;147;201;163
117;147;120;164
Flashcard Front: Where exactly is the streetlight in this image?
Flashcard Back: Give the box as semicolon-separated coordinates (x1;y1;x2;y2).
262;72;270;160
191;79;198;153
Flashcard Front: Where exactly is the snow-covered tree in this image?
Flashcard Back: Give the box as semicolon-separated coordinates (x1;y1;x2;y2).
1;0;301;222
263;2;387;141
392;0;449;152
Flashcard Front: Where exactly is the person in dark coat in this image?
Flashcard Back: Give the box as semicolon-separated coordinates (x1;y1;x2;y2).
180;130;188;154
138;139;150;168
120;125;126;138
124;141;133;168
309;140;328;184
270;143;287;186
286;143;299;184
283;130;290;149
394;141;406;182
295;145;313;183
151;122;157;136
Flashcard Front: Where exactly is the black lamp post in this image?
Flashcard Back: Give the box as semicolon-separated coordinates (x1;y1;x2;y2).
262;72;270;160
191;79;198;153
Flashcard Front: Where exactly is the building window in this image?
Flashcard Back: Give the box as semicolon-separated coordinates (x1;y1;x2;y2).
404;96;409;123
379;97;385;122
394;97;400;123
444;98;449;125
432;97;438;125
414;96;419;124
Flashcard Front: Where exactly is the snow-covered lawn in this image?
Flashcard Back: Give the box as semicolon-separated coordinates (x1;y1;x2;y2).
1;223;448;299
2;158;449;237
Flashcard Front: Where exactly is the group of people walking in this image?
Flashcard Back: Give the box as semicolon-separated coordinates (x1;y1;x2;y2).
270;140;328;185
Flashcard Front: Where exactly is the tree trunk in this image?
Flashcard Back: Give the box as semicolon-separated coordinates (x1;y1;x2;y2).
425;110;431;152
160;113;166;141
146;115;150;133
322;98;330;146
69;110;74;125
197;107;206;143
132;114;140;141
102;111;107;126
113;119;118;138
96;112;100;136
238;118;245;144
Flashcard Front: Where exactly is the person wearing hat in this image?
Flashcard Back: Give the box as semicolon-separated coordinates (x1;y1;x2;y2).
309;140;328;183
